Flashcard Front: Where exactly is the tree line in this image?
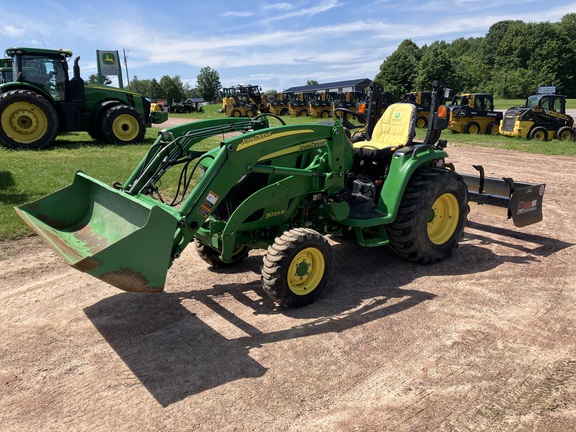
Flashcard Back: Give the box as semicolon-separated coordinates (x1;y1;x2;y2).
123;66;222;103
375;14;576;100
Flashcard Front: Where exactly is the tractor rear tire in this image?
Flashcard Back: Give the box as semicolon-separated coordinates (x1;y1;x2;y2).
194;240;249;268
385;166;468;264
529;126;548;141
102;105;146;145
556;126;575;141
464;121;481;134
415;116;428;128
262;228;333;307
0;89;59;150
486;121;500;135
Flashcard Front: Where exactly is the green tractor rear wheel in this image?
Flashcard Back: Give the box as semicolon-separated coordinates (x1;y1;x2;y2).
386;166;468;264
0;89;59;149
194;240;249;268
102;104;146;145
262;228;333;307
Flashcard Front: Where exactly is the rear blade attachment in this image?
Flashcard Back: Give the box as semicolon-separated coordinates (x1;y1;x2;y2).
460;165;545;227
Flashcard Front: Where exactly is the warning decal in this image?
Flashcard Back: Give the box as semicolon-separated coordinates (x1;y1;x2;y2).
198;191;219;217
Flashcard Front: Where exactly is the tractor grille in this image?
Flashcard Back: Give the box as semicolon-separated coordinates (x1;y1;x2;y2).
500;117;516;132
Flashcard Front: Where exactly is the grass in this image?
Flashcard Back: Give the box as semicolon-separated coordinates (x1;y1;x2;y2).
1;101;574;242
494;98;576;110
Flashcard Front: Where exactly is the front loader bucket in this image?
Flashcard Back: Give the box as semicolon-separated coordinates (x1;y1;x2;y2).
15;172;179;292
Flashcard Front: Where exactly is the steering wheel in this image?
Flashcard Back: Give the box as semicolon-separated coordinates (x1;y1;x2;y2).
334;108;366;130
251;113;286;126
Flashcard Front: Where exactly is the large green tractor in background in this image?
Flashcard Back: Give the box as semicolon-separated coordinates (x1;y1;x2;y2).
16;81;545;308
0;58;12;84
0;47;167;150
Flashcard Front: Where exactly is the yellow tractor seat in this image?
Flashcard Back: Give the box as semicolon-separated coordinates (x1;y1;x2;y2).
351;103;416;174
353;102;416;151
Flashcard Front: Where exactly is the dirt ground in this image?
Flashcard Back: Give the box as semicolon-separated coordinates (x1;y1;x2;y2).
1;125;576;431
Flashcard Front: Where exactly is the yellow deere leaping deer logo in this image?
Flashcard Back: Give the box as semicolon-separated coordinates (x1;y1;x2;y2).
102;53;116;65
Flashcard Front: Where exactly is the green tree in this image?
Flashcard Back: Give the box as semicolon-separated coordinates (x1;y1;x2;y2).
414;44;455;91
186;87;202;99
160;75;185;102
87;74;112;85
196;66;221;103
375;39;420;99
307;80;319;86
559;13;576;96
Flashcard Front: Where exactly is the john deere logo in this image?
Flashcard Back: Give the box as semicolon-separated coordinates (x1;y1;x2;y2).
102;53;116;65
394;112;402;118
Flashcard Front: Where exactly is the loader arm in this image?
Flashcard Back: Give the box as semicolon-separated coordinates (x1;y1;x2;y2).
171;122;353;260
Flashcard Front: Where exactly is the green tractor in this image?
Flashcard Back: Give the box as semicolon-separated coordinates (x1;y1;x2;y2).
499;93;574;141
0;58;12;84
16;81;545;308
0;47;167;150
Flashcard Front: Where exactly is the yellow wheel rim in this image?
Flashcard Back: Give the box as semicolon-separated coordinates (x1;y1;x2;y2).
1;101;48;144
427;193;459;245
288;247;325;295
469;124;479;134
533;130;546;141
112;114;140;141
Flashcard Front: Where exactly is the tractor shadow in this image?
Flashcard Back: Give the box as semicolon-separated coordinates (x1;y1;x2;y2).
0;171;31;205
84;225;573;407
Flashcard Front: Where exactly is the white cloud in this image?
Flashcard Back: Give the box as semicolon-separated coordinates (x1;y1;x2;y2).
0;25;24;37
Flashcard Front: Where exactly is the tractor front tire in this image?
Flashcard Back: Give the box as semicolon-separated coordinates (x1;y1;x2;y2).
464;121;481;134
0;89;59;150
529;126;548;141
386;166;468;263
415;116;428;128
262;228;333;307
194;240;249;268
556;126;575;141
102;105;146;145
486;121;500;135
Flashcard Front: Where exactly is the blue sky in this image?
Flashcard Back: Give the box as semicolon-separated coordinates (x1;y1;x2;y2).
1;0;574;92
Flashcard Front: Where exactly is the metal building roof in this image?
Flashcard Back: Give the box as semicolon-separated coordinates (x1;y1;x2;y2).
284;78;372;93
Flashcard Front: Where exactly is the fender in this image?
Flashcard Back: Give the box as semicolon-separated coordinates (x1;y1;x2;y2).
0;81;55;100
377;144;448;220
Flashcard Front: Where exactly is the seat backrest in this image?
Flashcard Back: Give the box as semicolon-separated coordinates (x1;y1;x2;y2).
354;102;416;150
